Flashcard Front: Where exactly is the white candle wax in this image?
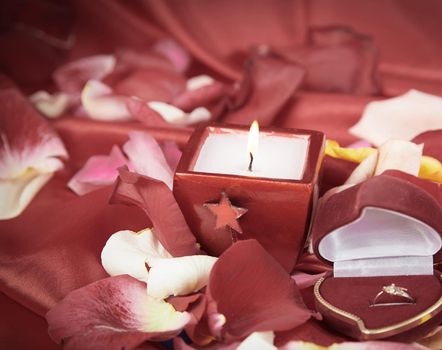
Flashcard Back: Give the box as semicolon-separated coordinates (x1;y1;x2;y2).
192;131;308;180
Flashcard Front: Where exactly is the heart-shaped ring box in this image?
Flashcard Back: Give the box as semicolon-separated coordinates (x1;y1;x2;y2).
311;170;442;342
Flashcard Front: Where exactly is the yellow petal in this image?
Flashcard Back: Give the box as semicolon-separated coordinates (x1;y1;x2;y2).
420;156;442;184
325;140;376;163
326;140;442;184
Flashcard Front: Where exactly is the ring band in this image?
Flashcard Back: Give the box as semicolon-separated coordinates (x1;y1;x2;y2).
370;284;415;307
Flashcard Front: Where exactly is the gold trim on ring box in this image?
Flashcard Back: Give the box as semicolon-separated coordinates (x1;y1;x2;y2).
314;277;442;340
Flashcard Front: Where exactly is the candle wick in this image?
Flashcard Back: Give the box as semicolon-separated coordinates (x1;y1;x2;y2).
248;152;254;172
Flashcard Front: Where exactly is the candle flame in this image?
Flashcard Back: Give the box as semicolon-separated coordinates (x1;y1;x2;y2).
247;120;259;157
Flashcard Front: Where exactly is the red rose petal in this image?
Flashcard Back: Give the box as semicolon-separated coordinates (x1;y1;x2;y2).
173;81;226;112
126;97;170;127
206;240;312;342
222;54;304;126
110;168;199;257
280;27;380;95
412;130;442;161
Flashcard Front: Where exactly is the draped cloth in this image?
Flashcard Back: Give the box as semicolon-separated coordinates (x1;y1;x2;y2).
2;1;442;348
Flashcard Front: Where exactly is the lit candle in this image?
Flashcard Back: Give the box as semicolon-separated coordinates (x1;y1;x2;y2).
192;121;308;180
247;120;259;172
174;123;325;271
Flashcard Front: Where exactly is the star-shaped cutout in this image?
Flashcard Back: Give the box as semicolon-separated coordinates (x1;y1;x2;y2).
204;192;248;233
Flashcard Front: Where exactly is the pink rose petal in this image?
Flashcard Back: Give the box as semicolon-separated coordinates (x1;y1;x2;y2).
162;141;182;172
153;38;192;73
291;272;327;290
67;145;130;196
347;140;373;149
110;168;199;257
54;54;116;95
123;131;174;190
46;275;191;350
206;240;313;342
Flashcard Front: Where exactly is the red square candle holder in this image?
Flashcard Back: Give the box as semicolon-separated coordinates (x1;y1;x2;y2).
173;123;325;272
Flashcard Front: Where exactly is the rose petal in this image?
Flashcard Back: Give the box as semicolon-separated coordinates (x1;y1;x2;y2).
344;152;378;185
123;131;174;190
237;332;277;350
347;140;373;149
206;240;312;342
67;145;129;195
325;140;442;186
187;107;212;124
153;38;191;73
148;101;186;123
223;54;304;126
101;228;172;283
281;341;423;350
275;319;347;348
167;293;214;346
0;87;67;219
81;80;131;121
187;75;216;91
0;171;53;220
162;141;182;172
291;272;327;290
173;81;226;112
173;338;197;350
147;255;217;299
126;97;170;127
330;343;424;350
413;130;442;161
420;156;442;184
148;101;211;125
320;183;355;204
280;341;324;350
325;140;377;163
110;168;199;257
418;325;442;349
29;90;70;118
113;68;186;102
280;27;380;95
54;54;116;94
375;140;423;177
350;90;442;146
46;275;191;350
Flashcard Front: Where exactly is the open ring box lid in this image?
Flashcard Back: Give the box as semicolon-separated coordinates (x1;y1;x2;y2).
311;170;442;342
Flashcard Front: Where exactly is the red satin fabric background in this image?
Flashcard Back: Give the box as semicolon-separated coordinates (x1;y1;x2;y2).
2;1;442;349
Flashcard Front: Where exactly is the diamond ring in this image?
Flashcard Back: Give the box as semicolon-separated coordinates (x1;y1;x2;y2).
370;283;415;307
